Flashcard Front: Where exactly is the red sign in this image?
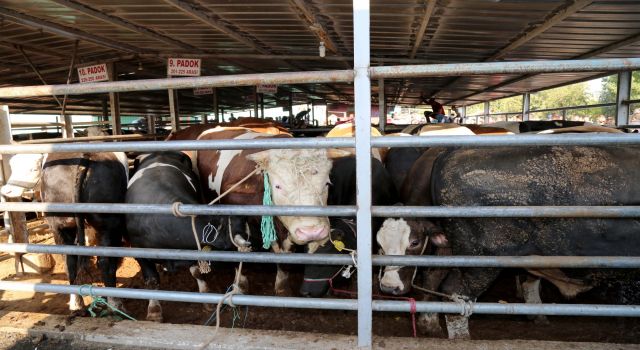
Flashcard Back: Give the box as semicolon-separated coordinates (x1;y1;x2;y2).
77;64;109;84
167;58;201;76
257;84;277;94
193;87;213;96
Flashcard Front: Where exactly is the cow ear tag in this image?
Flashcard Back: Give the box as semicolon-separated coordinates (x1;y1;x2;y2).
333;240;345;252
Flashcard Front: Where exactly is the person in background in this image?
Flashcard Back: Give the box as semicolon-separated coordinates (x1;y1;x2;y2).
422;95;446;122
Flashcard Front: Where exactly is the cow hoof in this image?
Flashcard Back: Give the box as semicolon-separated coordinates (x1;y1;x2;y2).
533;315;550;325
418;313;445;337
107;297;128;315
445;315;471;340
146;312;163;323
70;309;87;318
275;288;292;297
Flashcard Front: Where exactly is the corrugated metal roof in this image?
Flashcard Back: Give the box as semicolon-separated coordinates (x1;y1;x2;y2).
0;0;638;115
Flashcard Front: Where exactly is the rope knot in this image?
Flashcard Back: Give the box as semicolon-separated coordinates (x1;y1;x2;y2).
171;201;187;218
451;293;474;317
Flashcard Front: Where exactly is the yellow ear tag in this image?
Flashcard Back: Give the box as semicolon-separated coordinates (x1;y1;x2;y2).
201;246;212;252
332;240;345;252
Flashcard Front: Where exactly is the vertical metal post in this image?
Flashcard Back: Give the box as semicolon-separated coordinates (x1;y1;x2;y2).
62;115;73;138
378;78;386;132
213;88;219;123
108;63;122;135
220;108;225;123
167;73;180;132
0;105;27;276
616;71;632;126
289;90;294;118
146;115;155;135
484;101;490;124
353;0;372;347
325;101;329;126
102;99;109;122
260;93;265;119
522;93;530;121
562;109;567;121
254;87;259;119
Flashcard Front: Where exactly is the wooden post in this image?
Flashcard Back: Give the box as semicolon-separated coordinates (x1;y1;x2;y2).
108;63;121;135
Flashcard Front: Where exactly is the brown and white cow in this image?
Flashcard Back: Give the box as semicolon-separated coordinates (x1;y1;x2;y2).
195;126;348;294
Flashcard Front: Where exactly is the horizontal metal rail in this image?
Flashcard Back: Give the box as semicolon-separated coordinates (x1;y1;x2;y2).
0;202;355;217
0;70;355;98
1;281;638;317
370;57;640;79
3;243;640;268
528;103;616;114
19;134;159;144
0;137;354;154
1;133;640;155
2;202;640;218
369;133;640;148
1;58;638;99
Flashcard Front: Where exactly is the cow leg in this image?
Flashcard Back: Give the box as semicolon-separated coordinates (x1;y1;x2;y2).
94;219;126;313
51;224;86;314
274;238;294;296
522;276;549;325
417;247;451;337
137;258;162;322
441;268;501;340
189;265;214;312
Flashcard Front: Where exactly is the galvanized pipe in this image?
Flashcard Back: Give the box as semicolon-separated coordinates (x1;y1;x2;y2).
370;57;640;79
369;133;640;148
0;137;354;154
2;133;640;155
4;243;640;268
0;70;355;98
1;281;639;317
371;205;640;218
0;202;356;217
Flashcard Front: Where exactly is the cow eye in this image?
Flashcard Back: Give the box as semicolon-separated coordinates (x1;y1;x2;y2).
409;239;421;248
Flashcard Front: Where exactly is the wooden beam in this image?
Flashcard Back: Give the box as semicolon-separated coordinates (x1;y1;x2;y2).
409;0;437;59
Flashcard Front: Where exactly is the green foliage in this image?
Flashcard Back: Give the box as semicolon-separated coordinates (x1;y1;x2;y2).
490;95;522;113
466;103;484;116
531;80;595;110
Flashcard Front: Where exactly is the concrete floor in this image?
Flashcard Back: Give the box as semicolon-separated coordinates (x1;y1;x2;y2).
0;311;638;350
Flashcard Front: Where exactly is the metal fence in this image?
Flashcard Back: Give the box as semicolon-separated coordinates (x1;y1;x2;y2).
1;1;640;348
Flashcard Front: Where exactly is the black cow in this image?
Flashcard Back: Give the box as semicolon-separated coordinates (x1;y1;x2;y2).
383;147;427;193
126;152;239;322
41;151;128;314
300;156;399;297
377;146;640;338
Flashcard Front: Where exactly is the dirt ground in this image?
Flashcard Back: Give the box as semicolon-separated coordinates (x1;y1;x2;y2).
0;220;639;344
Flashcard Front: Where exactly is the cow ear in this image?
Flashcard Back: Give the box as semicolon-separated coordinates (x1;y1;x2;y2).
246;150;270;167
326;148;352;159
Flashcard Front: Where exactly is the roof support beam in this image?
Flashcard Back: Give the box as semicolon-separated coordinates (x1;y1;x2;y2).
409;0;437;59
445;30;640;105
163;0;270;54
487;0;593;61
288;0;339;53
48;0;201;51
433;0;592;102
0;7;143;54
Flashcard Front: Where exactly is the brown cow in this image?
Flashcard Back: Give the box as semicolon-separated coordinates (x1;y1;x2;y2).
196;127;348;294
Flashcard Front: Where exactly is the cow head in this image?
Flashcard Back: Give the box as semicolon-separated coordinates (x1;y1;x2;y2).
376;218;448;295
0;153;45;198
247;148;349;245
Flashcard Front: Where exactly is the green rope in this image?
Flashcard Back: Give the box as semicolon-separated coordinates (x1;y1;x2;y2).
78;284;136;321
261;172;277;249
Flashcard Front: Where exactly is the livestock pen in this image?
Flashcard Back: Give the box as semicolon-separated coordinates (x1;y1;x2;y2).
1;0;640;349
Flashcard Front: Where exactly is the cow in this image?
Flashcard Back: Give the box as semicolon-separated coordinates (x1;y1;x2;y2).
2;150;129;314
126;152;240;322
300;156;399;297
326;122;387;161
196;127;349;295
376;145;640;339
486;120;592;134
166;117;289;141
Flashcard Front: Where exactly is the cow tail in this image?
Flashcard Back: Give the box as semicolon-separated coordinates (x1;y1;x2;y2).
74;153;91;281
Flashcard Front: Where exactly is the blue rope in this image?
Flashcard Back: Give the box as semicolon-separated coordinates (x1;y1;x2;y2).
78;284;136;321
261;172;277;249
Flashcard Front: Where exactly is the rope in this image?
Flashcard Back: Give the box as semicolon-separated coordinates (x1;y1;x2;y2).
78;284;136;321
260;172;277;249
212;261;244;335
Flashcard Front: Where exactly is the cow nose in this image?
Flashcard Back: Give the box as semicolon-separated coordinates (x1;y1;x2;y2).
380;284;402;295
295;226;328;242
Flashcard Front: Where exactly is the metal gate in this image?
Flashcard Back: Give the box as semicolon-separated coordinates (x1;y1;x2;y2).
1;1;640;348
